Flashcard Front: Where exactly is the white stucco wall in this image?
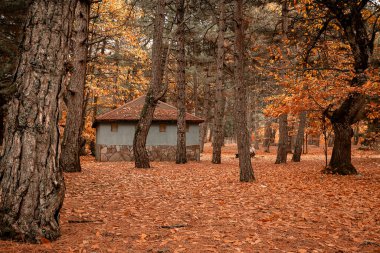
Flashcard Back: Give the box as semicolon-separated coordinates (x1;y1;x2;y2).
96;122;200;146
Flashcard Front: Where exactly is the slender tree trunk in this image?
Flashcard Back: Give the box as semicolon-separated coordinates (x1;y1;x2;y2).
353;122;360;145
252;87;260;150
234;0;254;182
275;113;288;164
80;89;91;156
328;134;334;147
208;127;213;142
175;0;187;164
263;119;271;152
93;93;99;118
253;107;260;150
253;122;259;149
275;0;289;164
60;0;90;173
133;0;166;168
0;0;77;243
193;68;199;116
212;0;226;164
292;111;307;162
200;79;211;153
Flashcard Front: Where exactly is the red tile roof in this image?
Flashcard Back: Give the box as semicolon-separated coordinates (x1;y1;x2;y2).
94;96;204;125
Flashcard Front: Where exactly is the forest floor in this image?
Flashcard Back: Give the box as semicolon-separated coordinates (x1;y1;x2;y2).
0;144;379;253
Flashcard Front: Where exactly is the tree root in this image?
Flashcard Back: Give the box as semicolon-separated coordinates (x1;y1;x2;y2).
322;165;358;175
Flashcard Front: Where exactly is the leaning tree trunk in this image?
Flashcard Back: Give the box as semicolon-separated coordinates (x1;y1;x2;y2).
275;113;288;164
134;93;159;168
60;0;90;173
133;0;166;168
212;0;226;164
292;111;307;162
175;0;187;164
0;0;77;243
234;0;254;182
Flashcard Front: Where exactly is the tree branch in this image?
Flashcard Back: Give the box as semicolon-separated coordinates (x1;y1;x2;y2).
303;16;333;65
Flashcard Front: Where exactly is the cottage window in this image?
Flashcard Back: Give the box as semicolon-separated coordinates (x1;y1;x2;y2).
111;123;118;132
159;124;166;132
186;124;189;132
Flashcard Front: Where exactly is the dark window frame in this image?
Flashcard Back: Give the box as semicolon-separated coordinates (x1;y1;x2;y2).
111;123;118;132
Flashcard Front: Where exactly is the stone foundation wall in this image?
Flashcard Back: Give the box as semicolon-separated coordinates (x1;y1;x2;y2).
96;144;200;162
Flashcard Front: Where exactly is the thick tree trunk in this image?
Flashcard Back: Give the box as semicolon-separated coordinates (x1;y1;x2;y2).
318;1;373;174
133;0;166;168
324;122;356;175
234;0;254;182
175;0;187;164
324;81;366;175
0;0;77;243
323;92;366;175
212;0;226;164
60;0;90;173
263;119;271;152
292;111;307;162
275;113;288;164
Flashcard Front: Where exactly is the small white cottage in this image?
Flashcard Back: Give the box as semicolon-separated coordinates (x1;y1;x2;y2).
93;96;204;162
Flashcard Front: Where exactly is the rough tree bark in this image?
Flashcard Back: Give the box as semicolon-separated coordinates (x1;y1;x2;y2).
60;0;90;173
292;111;307;162
176;0;187;164
234;0;255;182
318;1;373;175
0;107;4;147
0;0;77;242
0;2;27;148
212;0;226;164
133;0;166;168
